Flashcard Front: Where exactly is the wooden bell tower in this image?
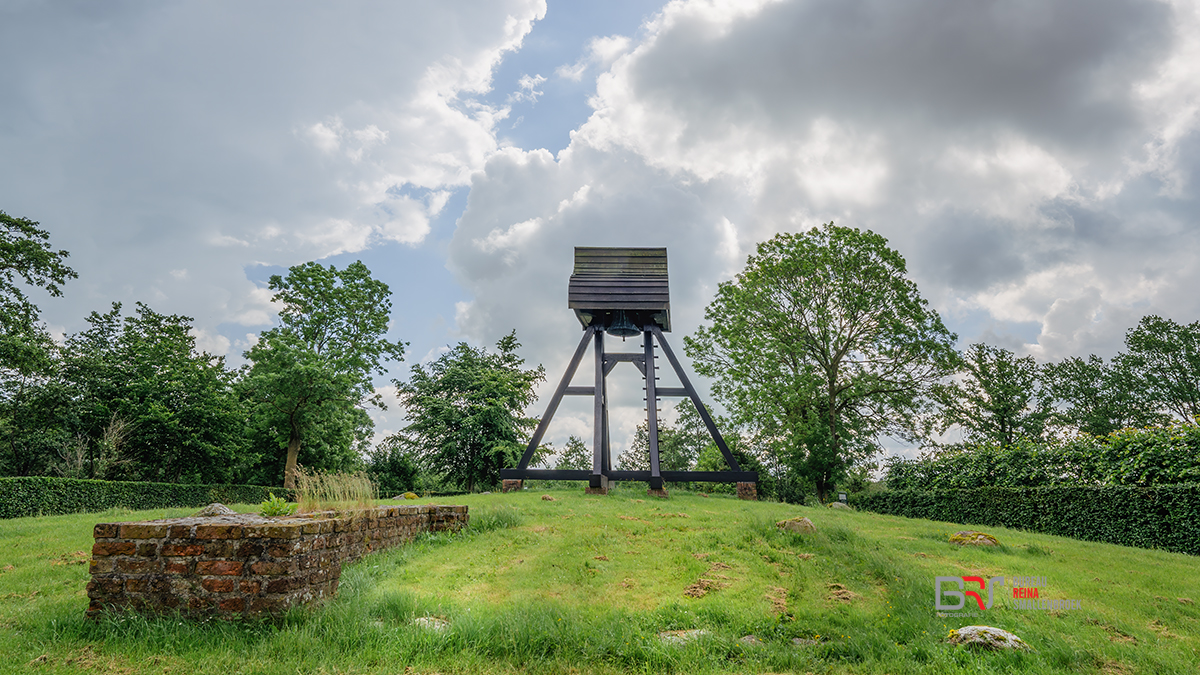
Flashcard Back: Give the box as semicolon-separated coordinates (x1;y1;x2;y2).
501;247;758;498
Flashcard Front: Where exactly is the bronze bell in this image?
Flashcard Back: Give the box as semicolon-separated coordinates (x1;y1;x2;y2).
605;310;640;338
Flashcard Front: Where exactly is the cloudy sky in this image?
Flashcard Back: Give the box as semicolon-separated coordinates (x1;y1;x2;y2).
3;0;1198;461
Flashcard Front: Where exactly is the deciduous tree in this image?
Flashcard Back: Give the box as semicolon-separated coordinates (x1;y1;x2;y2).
394;332;543;492
243;260;405;488
932;343;1051;446
684;224;957;502
1117;315;1200;422
1043;354;1166;436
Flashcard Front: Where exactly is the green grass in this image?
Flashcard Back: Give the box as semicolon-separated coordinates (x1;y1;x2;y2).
1;489;1198;674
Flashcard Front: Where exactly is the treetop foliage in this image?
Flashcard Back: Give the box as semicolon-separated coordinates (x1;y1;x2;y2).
0;211;77;335
685;223;958;501
394;331;544;492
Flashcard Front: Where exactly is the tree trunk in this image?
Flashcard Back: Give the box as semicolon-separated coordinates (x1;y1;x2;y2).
283;425;302;489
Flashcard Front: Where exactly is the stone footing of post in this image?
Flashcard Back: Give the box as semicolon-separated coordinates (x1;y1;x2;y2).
585;475;609;495
646;487;669;499
737;482;758;501
501;479;523;493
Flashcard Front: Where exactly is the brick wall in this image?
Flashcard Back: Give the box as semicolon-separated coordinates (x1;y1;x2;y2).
87;504;467;618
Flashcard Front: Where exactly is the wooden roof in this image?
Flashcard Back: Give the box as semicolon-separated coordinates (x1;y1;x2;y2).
568;247;671;331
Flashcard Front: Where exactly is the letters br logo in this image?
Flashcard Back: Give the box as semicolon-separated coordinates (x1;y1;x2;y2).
936;576;1005;611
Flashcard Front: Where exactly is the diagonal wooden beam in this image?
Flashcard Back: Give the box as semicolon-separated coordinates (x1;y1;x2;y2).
516;326;595;470
650;325;742;472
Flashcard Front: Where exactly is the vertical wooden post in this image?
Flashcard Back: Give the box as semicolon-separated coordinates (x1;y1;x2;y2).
644;328;664;492
588;329;608;493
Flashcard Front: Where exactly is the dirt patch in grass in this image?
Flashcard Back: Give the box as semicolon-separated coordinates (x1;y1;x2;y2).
50;550;89;566
765;586;788;613
826;583;860;603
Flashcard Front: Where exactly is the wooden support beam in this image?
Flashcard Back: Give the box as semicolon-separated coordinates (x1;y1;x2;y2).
644;328;662;490
650;326;743;473
516;326;595;470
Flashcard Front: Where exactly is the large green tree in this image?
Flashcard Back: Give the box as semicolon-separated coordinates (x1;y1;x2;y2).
685;224;957;502
932;343;1051;446
57;302;245;482
242;260;405;488
0;210;77;336
1116;315;1200;423
394;332;543;492
1;211;78;473
1043;354;1167;436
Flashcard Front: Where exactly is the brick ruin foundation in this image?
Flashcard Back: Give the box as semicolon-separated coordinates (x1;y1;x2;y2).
87;504;467;619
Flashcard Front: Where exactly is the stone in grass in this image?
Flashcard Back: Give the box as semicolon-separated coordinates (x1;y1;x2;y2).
776;517;816;534
739;635;763;646
792;638;819;647
949;531;1000;546
946;626;1031;651
194;503;236;517
828;502;853;510
413;617;450;632
542;495;556;501
658;629;709;644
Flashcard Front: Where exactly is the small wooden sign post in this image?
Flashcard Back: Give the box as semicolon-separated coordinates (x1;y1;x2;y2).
501;247;757;498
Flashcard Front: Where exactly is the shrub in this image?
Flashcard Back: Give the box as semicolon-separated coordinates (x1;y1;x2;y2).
258;492;297;517
884;423;1200;491
0;476;291;519
851;484;1200;555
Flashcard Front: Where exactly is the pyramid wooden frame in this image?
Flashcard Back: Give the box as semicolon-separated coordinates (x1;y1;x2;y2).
501;247;757;491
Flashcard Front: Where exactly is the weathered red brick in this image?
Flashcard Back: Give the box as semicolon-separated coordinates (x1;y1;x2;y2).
218;596;245;613
188;596;213;610
249;596;287;613
92;541;135;557
195;524;243;539
201;577;236;593
117;558;160;574
164;560;190;575
265;577;298;594
168;524;193;538
236;541;264;557
89;558;115;574
136;542;158;557
93;523;119;538
239;579;261;594
261;525;302;539
195;560;243;576
161;543;204;557
250;560;289;576
88;577;125;595
120;523;168;539
203;541;236;558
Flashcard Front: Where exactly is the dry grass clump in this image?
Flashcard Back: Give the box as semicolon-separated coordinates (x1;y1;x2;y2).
293;466;377;515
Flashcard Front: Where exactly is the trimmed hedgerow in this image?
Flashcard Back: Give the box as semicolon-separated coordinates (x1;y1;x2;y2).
851;484;1200;555
883;423;1200;490
0;476;292;519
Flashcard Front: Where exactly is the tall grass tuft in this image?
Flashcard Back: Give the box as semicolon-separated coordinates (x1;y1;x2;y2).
467;505;523;533
293;466;377;515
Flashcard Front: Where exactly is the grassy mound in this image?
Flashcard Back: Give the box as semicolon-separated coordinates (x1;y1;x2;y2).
0;490;1197;674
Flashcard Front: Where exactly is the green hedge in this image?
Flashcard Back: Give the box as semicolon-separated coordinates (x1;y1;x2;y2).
850;484;1200;555
0;476;292;519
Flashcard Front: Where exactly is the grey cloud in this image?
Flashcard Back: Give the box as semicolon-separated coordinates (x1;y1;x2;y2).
632;0;1171;156
0;0;544;341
